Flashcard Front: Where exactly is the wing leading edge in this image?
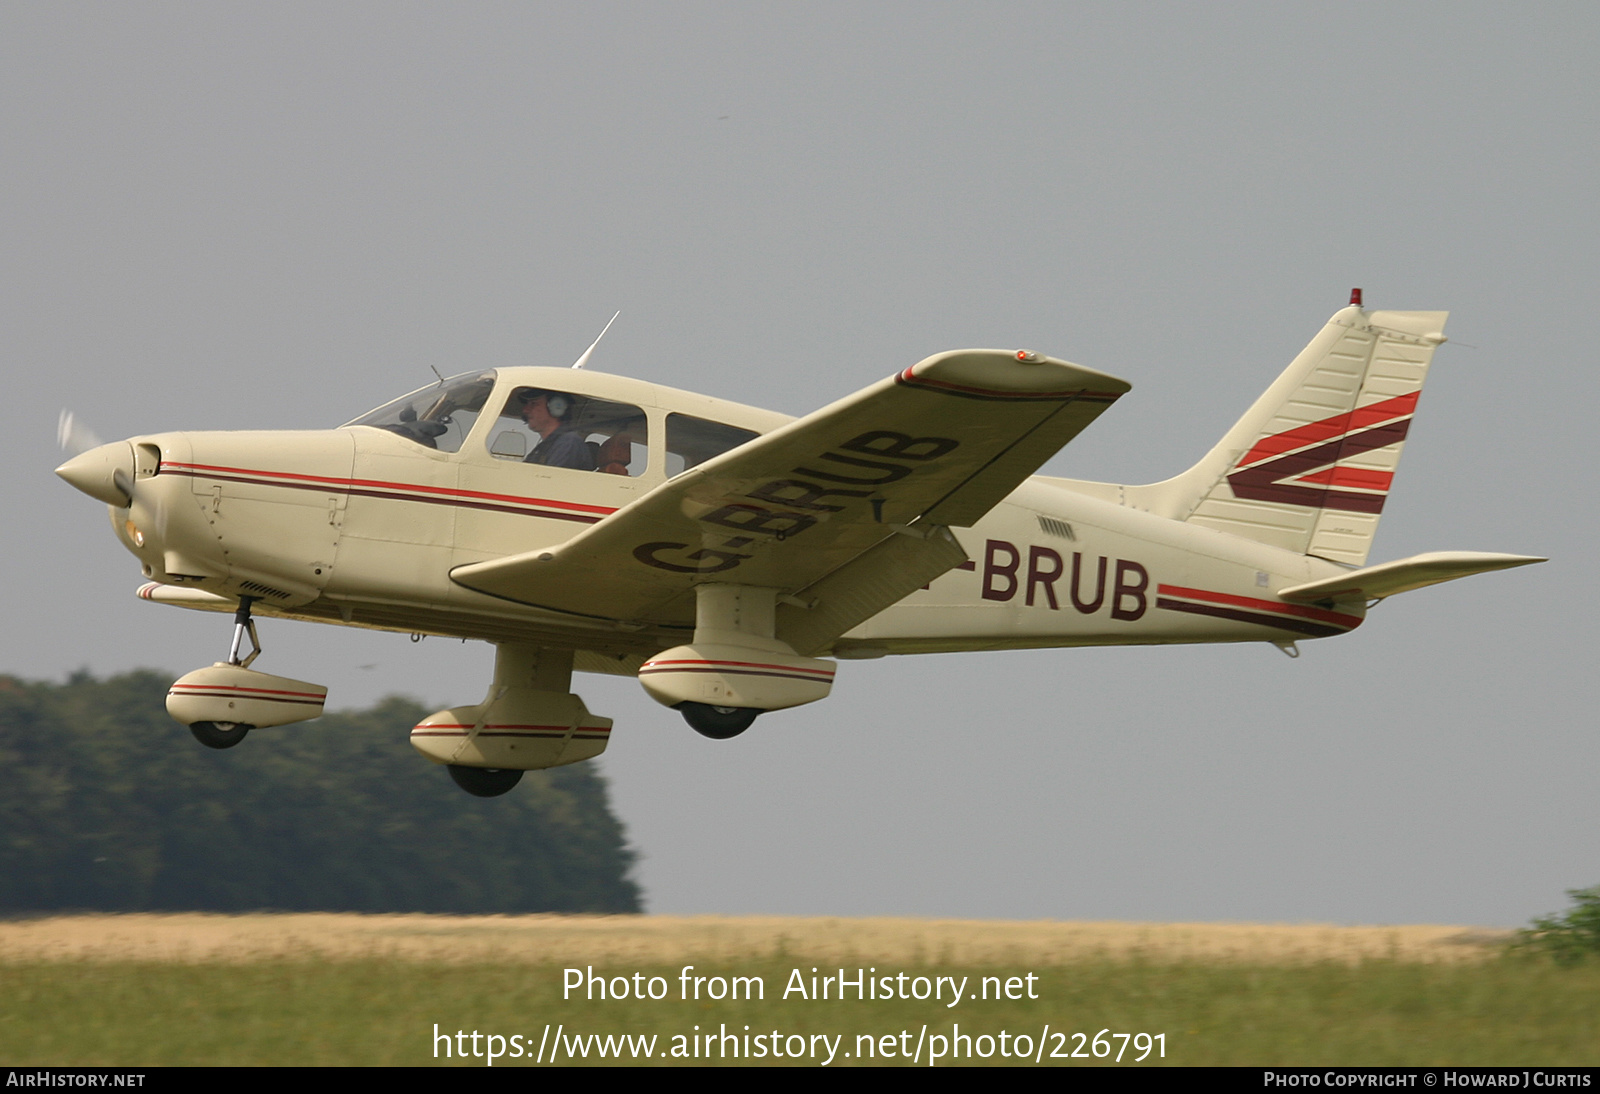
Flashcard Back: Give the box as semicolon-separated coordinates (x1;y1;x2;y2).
450;349;1130;649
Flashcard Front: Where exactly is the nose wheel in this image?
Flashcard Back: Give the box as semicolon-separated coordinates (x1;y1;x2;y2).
676;702;760;739
169;595;327;747
186;596;261;749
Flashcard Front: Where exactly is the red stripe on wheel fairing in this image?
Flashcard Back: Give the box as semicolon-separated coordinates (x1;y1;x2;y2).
167;685;325;707
169;683;326;698
639;658;836;681
411;723;610;738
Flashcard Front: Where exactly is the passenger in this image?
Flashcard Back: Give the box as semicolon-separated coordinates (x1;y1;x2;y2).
518;390;596;471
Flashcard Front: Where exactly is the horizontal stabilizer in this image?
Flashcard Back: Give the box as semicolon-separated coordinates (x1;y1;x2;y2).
1277;551;1545;605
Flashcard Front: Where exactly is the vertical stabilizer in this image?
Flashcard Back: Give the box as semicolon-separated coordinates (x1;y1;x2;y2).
1140;303;1449;566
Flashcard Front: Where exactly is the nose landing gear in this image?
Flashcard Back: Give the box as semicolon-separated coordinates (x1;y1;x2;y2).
165;595;329;748
189;721;251;750
225;595;263;670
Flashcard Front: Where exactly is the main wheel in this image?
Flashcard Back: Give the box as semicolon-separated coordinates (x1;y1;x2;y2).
447;765;524;798
189;721;251;749
677;702;760;739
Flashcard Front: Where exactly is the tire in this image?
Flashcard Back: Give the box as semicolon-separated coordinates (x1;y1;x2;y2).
677;702;760;739
189;721;252;749
447;765;524;798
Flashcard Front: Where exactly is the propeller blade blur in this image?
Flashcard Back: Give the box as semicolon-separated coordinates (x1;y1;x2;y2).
57;411;103;456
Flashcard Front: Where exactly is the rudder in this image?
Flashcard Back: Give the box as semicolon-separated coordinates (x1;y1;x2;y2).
1141;300;1448;566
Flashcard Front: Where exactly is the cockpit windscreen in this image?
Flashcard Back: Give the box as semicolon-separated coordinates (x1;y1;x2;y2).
342;371;496;453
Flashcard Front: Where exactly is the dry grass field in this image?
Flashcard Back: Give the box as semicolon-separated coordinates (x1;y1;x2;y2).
0;912;1510;965
5;914;1594;1066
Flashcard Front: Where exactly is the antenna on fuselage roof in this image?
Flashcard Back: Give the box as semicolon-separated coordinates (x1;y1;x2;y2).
570;311;620;369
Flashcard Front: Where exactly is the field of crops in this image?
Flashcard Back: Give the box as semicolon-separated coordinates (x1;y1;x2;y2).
2;914;1595;1066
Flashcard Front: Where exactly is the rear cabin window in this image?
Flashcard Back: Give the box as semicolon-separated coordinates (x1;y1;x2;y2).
486;387;649;477
665;413;760;477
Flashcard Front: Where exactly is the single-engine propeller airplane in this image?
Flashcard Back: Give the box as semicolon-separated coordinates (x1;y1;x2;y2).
56;291;1543;797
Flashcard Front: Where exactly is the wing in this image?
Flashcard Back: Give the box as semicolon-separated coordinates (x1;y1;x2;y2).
450;349;1130;650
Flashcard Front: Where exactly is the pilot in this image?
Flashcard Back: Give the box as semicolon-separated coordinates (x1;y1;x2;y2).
518;390;596;471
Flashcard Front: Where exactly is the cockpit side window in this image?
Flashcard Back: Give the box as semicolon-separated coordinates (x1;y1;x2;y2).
343;371;495;454
665;413;760;477
488;387;650;477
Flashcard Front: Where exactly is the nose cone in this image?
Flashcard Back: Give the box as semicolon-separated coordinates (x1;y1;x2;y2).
55;441;134;506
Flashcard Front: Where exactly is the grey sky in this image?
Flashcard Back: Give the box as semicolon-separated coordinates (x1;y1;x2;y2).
4;2;1594;925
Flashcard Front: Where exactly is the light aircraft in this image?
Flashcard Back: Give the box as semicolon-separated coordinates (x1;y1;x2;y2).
56;292;1543;796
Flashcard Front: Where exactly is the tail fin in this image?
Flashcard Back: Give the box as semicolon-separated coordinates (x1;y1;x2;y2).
1135;303;1449;567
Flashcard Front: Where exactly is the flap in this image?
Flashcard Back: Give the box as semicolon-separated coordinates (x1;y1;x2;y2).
450;349;1129;632
1278;551;1545;604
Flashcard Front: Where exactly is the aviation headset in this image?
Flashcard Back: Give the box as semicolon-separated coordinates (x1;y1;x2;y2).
519;389;574;421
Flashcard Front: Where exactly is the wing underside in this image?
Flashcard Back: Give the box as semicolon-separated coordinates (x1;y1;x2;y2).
451;349;1130;651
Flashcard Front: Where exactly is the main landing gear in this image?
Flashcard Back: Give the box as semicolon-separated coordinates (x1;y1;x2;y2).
638;586;834;741
447;765;525;797
675;702;761;740
410;644;613;798
164;595;329;748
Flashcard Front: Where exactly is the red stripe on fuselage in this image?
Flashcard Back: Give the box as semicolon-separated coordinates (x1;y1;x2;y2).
1156;584;1363;628
162;461;618;521
1154;597;1353;639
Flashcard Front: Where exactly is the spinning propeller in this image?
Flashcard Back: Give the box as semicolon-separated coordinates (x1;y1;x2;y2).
54;412;170;551
57;410;102;457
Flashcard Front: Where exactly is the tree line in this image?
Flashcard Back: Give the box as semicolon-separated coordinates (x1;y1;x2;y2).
0;671;640;914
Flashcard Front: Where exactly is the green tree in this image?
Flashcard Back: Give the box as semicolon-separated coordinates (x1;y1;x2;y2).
0;672;640;913
1514;885;1600;964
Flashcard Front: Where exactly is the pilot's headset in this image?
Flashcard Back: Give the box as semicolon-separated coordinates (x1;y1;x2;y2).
520;389;575;421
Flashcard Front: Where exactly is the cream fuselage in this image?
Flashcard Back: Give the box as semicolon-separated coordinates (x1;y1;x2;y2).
101;365;1362;673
